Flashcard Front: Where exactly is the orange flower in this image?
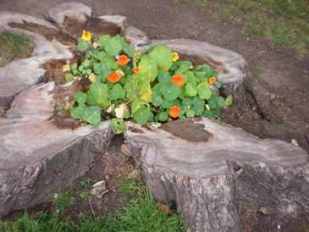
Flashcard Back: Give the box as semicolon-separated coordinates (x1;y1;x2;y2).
171;74;185;87
132;67;140;74
169;105;181;119
117;54;129;66
107;71;122;83
208;76;217;85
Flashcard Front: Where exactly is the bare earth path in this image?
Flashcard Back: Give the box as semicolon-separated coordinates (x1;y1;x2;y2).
1;0;309;151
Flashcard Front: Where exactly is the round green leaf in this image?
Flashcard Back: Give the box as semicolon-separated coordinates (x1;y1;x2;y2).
197;82;212;100
133;106;151;125
184;83;197;97
110;84;125;101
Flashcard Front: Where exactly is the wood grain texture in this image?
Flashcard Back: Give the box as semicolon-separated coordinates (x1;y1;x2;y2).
125;118;309;232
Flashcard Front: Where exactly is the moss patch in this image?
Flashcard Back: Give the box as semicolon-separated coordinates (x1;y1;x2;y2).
0;31;33;67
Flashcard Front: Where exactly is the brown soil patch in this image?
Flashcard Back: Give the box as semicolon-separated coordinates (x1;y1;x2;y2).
63;16;122;38
9;21;76;46
161;118;212;142
42;59;67;85
42;55;81;85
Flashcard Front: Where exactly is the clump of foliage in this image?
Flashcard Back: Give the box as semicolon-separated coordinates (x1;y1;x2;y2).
64;31;232;133
0;31;33;67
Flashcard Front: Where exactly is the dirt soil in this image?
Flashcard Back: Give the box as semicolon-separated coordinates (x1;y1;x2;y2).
1;0;308;152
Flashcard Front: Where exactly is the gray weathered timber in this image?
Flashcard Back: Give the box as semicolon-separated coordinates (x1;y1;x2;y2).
0;83;113;217
125;118;309;232
0;12;73;107
47;2;92;26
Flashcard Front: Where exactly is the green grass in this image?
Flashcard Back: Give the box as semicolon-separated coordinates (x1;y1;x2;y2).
0;31;33;67
0;180;184;232
190;0;309;56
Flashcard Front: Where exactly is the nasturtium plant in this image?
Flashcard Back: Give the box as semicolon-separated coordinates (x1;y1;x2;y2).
63;31;232;134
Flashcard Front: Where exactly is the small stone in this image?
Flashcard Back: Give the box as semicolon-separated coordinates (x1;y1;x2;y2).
270;94;276;100
291;139;299;147
98;15;127;30
90;180;109;199
124;26;150;50
121;144;130;156
259;207;271;215
128;169;140;179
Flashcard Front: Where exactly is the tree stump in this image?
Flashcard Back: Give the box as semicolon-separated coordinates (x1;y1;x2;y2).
0;82;113;217
125;118;309;232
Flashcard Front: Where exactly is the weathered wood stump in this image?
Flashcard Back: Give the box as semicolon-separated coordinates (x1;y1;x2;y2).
0;12;73;107
125;119;309;232
0;82;113;217
0;3;126;216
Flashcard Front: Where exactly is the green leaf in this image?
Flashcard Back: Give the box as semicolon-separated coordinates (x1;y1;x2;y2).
125;78;139;101
99;35;123;57
111;118;126;134
82;106;101;126
185;71;198;85
138;55;158;82
161;100;175;109
158;71;171;84
93;63;110;81
64;73;75;82
225;95;233;107
152;92;163;107
149;45;173;71
186;109;195;118
197;82;212;100
160;83;181;101
123;43;134;57
208;96;221;110
77;39;90;52
195;64;217;79
175;61;193;74
133;105;151;125
70;106;85;120
192;98;205;116
131;100;144;115
91;51;106;62
100;55;118;70
70;63;79;75
110;84;125;101
74;91;87;105
184;83;197;97
157;111;169;122
87;83;111;109
218;96;226;108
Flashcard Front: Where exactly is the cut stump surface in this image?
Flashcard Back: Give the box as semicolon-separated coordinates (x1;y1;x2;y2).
125;118;309;232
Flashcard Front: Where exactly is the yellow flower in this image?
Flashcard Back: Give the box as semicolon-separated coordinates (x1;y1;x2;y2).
208;76;217;86
88;73;97;83
81;30;93;42
172;52;180;62
62;64;70;73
